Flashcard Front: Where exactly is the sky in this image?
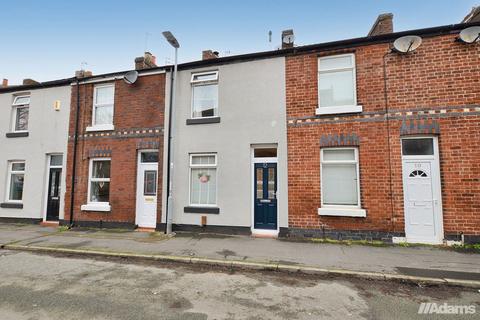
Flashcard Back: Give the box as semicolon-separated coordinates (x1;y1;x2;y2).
0;0;477;84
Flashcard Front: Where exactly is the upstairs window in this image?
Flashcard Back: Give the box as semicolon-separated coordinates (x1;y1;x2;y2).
92;84;114;128
317;54;361;115
191;71;218;118
12;95;30;132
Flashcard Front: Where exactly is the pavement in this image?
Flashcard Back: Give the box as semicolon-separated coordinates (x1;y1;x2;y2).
1;223;479;287
1;250;479;320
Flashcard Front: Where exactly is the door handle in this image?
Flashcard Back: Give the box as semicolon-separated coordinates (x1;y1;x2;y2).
51;197;59;200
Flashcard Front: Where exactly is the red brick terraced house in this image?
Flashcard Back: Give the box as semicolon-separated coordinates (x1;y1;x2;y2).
63;53;167;229
283;21;480;244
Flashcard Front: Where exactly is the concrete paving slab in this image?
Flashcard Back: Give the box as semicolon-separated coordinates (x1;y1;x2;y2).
0;223;58;246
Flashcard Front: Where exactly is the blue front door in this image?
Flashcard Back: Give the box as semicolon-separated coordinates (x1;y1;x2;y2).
254;163;277;230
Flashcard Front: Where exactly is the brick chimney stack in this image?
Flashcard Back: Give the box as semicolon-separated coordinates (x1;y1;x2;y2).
22;78;39;85
281;29;294;49
75;70;93;78
135;52;157;70
202;50;219;60
1;79;8;87
368;13;394;36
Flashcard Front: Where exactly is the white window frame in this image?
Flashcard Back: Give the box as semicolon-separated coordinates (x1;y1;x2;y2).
86;84;115;132
6;161;25;203
190;71;219;119
319;147;366;217
81;158;111;212
11;95;30;133
316;53;362;115
189;153;217;207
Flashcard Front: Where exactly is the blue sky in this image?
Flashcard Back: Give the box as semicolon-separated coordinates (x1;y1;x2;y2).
0;0;477;84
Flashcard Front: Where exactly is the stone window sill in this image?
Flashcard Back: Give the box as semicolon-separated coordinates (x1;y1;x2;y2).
186;117;221;125
0;202;23;209
81;203;111;212
86;124;115;132
6;132;29;138
318;207;366;217
184;206;220;214
315;105;363;116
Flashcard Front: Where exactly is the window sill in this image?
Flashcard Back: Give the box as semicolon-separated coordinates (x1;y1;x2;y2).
315;105;362;116
184;206;220;214
0;202;23;209
81;203;111;212
186;117;221;125
86;124;115;132
318;207;366;217
6;132;29;138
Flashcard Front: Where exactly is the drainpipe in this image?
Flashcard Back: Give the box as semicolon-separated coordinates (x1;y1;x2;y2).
69;78;81;227
383;49;395;233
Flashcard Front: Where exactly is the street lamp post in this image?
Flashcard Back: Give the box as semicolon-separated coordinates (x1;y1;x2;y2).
162;31;179;234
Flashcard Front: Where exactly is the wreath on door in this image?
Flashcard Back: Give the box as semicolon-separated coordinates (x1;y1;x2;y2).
198;172;210;183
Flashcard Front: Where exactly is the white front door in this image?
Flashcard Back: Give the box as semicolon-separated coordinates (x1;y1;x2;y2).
136;151;159;228
401;137;443;244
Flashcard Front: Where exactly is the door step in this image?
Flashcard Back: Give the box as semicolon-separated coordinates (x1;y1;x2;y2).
252;230;279;238
136;227;156;233
40;221;59;227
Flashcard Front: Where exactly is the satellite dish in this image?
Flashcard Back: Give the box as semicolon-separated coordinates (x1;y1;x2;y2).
393;35;422;53
123;70;138;84
283;34;295;44
459;26;480;44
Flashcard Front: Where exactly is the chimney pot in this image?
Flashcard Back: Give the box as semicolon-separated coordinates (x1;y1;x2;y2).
281;29;294;49
1;79;8;87
368;13;394;36
202;50;219;60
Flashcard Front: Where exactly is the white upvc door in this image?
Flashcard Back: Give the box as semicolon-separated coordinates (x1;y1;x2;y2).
135;151;158;228
401;137;443;244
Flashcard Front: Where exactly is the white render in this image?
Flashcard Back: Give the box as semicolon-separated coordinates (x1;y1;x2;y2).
162;57;288;231
0;85;71;221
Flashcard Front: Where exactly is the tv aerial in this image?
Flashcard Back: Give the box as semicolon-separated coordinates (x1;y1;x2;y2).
393;35;422;53
123;70;138;85
458;26;480;44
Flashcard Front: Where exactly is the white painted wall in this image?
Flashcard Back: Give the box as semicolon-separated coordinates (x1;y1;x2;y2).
163;57;288;229
0;85;71;220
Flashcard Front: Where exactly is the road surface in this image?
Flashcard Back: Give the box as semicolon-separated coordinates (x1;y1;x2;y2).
0;250;478;319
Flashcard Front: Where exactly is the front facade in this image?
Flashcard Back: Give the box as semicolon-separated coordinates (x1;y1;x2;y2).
1;19;478;245
0;82;71;223
163;56;288;235
285;24;480;243
63;69;166;228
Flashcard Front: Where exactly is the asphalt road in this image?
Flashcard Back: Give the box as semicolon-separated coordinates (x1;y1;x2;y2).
0;250;478;320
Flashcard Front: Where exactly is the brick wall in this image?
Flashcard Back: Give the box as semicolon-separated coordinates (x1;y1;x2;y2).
286;33;480;240
64;73;166;226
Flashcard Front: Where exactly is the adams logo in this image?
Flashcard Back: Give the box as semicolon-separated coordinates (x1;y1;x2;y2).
418;303;476;314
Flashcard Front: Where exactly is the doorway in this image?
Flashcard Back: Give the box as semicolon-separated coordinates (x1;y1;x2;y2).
46;155;63;221
252;146;278;234
401;137;443;244
136;150;159;228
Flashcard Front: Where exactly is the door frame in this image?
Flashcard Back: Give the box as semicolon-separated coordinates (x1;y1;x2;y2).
401;136;444;244
43;154;63;222
135;149;159;228
250;145;279;236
